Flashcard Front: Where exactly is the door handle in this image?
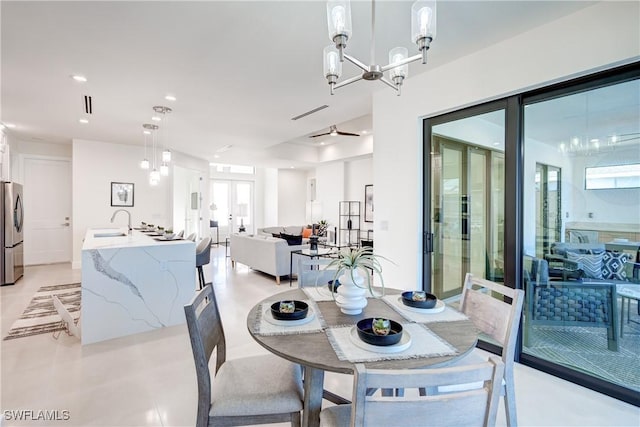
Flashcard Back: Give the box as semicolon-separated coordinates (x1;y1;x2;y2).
61;223;70;227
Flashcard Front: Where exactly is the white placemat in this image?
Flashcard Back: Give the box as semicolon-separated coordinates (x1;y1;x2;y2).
252;299;326;336
382;295;469;324
326;323;458;363
302;286;339;302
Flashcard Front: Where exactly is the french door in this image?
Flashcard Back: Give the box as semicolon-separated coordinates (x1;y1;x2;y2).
211;180;253;237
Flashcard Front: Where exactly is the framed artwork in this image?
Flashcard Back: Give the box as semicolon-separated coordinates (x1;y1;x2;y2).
364;184;373;222
111;182;134;207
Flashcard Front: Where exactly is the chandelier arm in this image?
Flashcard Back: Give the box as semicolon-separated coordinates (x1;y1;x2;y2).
380;54;422;73
379;76;399;91
343;54;370;73
334;74;365;90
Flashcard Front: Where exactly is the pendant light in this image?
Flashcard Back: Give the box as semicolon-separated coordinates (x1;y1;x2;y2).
140;124;157;170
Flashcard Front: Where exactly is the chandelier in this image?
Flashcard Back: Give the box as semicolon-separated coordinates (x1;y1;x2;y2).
140;105;172;186
323;0;436;96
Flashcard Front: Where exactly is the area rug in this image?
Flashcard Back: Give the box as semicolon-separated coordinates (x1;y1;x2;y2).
523;298;640;392
3;283;81;341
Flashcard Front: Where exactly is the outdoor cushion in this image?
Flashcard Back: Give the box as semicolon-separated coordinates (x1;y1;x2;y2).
602;251;631;281
567;252;604;279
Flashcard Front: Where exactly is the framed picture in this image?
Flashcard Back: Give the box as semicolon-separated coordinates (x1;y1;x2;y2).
111;182;134;207
364;184;373;223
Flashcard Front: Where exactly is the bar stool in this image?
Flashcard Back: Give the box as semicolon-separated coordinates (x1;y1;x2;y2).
186;232;197;241
196;236;212;289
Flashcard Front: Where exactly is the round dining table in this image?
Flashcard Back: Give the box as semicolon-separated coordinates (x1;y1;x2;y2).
246;287;478;427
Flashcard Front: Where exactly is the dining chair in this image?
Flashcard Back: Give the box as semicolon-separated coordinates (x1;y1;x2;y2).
195;236;212;290
297;257;337;288
184;283;303;427
432;273;524;427
319;356;504;427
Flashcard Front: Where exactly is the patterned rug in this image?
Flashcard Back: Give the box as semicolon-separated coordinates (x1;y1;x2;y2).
3;283;81;340
524;298;640;392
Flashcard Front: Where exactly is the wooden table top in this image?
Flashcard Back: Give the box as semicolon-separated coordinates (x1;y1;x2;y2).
247;288;478;374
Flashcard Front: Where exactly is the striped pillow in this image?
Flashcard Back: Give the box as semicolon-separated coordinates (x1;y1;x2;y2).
567;252;604;279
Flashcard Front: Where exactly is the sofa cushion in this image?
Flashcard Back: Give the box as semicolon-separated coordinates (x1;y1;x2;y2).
280;233;302;246
283;226;303;235
602;251;631;281
567;252;604;279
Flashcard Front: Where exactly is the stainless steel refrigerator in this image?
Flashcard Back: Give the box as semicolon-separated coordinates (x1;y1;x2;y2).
1;181;24;285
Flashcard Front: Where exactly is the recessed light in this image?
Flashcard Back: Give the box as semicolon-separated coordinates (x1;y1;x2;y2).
165;95;176;101
151;116;162;122
290;166;295;169
79;118;89;124
213;155;220;159
361;130;369;134
320;142;326;145
72;75;87;82
493;142;500;146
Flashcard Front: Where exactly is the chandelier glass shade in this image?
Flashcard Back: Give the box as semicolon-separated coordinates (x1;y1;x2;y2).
140;105;172;186
324;0;436;96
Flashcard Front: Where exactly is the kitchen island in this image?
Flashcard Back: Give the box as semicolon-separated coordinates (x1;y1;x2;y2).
81;228;196;345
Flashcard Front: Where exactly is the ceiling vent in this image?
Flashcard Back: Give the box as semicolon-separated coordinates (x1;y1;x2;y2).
291;105;328;121
82;95;93;114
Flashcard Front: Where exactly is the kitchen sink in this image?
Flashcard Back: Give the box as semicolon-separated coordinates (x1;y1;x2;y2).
94;232;127;238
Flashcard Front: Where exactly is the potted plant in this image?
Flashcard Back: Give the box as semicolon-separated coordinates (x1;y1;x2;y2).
322;246;391;315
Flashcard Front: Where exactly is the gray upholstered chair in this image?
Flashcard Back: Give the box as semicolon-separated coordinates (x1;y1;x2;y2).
196;237;212;290
434;273;524;427
184;284;303;427
319;356;504;427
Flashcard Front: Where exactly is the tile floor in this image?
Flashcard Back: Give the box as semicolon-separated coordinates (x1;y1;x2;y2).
1;246;638;426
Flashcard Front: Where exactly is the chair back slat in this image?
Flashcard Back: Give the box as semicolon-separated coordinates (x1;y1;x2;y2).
460;273;524;362
351;357;504;427
297;257;337;288
184;284;227;427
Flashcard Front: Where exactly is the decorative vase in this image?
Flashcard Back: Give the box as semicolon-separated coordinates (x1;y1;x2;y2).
335;269;367;315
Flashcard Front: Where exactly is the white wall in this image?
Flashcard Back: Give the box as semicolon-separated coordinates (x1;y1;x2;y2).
373;2;640;288
315;161;345;229
570;146;640;224
277;169;307;225
72;139;209;268
345;157;373;234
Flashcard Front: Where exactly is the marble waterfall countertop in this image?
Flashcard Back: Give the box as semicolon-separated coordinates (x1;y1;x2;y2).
81;228;196;345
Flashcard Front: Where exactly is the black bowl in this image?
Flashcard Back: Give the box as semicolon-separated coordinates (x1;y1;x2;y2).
270;300;309;321
327;279;341;293
401;291;438;309
356;318;403;346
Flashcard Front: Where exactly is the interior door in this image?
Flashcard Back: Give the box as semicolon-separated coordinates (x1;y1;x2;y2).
23;157;72;265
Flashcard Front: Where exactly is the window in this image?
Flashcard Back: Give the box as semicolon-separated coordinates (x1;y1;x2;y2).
585;163;640;189
210;163;254;174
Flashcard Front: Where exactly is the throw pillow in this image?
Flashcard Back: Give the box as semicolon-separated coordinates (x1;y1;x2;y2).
566;252;604;279
602;251;630;281
280;233;302;246
271;233;281;238
302;228;313;238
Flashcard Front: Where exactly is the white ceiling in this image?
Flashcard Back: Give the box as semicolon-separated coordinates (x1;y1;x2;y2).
1;1;596;168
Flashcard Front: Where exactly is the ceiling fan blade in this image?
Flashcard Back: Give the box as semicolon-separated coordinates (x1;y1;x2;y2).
337;131;360;137
309;132;330;138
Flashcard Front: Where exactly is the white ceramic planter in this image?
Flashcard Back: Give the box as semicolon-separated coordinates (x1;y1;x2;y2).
335;269;368;315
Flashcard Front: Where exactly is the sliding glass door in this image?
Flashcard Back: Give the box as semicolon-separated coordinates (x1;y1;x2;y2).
426;107;505;299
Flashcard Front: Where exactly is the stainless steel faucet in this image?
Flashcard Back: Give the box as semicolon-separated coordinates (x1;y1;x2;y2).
110;209;132;234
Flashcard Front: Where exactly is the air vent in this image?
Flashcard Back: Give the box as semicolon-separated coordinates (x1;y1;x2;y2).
291;105;328;121
82;95;93;114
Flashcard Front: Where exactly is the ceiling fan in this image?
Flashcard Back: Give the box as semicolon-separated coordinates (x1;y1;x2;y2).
309;125;360;138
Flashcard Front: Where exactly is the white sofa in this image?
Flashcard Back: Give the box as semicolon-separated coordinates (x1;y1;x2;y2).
230;233;309;285
257;225;306;237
